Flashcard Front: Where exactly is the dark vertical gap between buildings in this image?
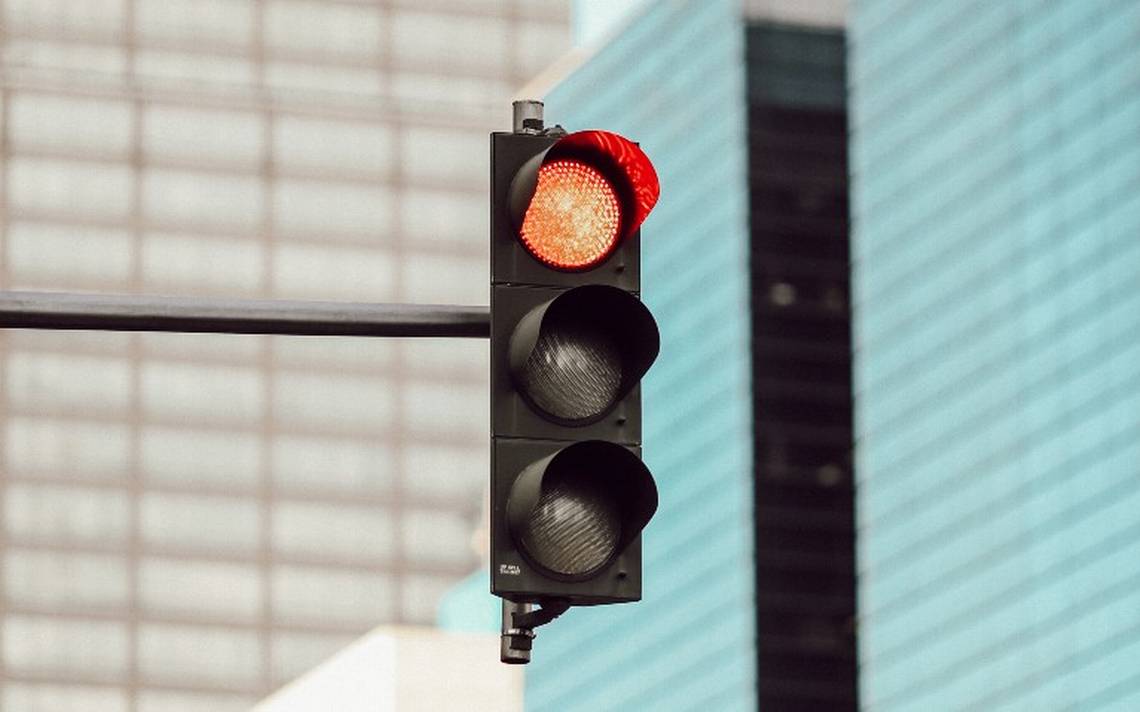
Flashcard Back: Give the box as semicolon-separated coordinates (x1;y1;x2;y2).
745;22;858;712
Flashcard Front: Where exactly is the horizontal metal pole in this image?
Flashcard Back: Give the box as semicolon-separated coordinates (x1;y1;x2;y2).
0;291;489;338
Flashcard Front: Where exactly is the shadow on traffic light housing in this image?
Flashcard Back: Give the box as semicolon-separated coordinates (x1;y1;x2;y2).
491;127;660;608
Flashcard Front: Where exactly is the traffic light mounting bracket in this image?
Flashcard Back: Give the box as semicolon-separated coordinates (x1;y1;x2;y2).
500;598;571;665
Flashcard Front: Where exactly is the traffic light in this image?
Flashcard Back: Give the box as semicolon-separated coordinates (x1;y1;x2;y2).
490;119;661;626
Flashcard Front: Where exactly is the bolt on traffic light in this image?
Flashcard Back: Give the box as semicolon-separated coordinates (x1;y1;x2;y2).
490;119;661;639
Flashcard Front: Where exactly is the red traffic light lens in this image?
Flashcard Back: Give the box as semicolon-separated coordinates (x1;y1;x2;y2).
519;159;622;270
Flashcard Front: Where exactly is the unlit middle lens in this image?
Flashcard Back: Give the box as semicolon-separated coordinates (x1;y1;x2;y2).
519;321;622;423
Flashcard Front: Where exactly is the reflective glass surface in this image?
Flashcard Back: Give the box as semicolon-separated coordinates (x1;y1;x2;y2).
528;1;757;710
851;1;1140;709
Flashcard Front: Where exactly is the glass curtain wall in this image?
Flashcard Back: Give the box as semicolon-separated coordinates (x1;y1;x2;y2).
851;1;1140;709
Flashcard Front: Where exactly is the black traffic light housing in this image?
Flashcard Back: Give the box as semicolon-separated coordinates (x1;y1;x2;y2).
490;127;661;609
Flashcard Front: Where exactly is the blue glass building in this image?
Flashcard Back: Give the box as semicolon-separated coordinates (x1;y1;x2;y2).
517;1;856;710
529;1;757;710
850;1;1140;709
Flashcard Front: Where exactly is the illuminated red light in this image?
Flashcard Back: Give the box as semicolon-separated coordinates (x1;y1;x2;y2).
519;159;622;270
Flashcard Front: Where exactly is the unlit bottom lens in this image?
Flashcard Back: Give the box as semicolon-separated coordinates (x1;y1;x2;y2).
519;322;622;422
519;470;621;577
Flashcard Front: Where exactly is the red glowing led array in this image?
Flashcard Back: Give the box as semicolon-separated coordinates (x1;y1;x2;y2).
519;160;622;271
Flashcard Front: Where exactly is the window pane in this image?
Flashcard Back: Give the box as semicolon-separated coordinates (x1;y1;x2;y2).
6;485;129;545
389;71;509;106
7;352;131;415
273;179;393;239
265;1;382;59
263;62;379;95
273;373;395;432
6;329;131;354
400;189;484;248
135;0;254;48
144;105;263;169
401;338;486;379
140;493;261;555
3;39;128;75
141;362;264;424
142;233;264;294
4;616;129;676
143;170;263;233
3;684;128;712
401;574;458;624
8;222;132;287
273;435;394;494
9;93;132;155
272;565;395;625
401;127;485;185
272;335;394;371
272;244;397;301
139;558;262;621
274;116;392;178
138;624;260;687
400;252;485;305
134;49;254;85
137;691;257;712
273;502;393;563
515;20;571;69
3;0;126;37
402;444;487;502
403;379;486;440
7;417;131;480
141;427;261;489
402;509;475;568
391;12;508;74
140;332;262;362
5;550;130;612
8;158;132;221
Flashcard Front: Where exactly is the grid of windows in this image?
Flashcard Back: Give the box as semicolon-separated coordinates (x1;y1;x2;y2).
0;0;570;707
851;1;1140;710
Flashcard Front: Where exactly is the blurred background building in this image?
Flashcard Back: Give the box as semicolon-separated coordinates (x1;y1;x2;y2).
12;1;1136;711
254;627;524;712
851;0;1140;710
527;0;756;707
1;0;859;710
523;1;853;710
745;19;854;711
0;1;570;710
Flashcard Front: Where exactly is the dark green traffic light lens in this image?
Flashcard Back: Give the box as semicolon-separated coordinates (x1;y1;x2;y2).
518;467;621;578
517;320;623;423
504;441;660;588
